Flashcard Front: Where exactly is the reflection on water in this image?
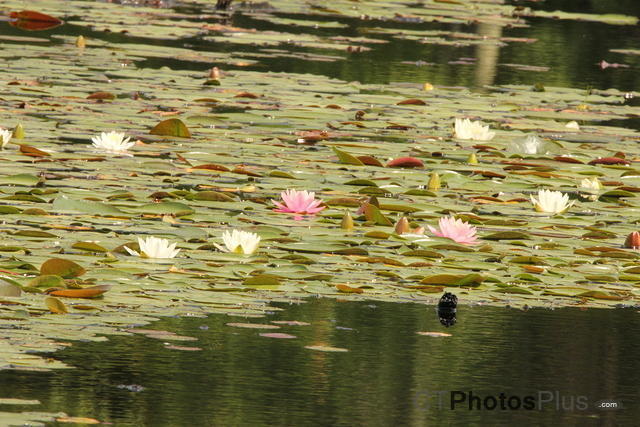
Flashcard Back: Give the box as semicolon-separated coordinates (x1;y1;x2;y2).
0;298;638;425
473;23;503;88
2;1;637;95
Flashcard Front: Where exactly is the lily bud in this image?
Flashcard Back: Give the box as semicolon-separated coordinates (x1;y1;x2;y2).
13;123;25;139
467;152;478;165
427;171;440;191
75;35;86;48
209;67;221;79
341;211;354;231
624;231;640;249
395;217;410;235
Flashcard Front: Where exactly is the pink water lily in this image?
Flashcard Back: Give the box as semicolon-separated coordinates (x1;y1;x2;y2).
428;216;478;245
272;189;325;215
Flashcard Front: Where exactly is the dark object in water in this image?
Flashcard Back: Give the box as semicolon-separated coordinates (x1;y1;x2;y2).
216;0;233;10
437;292;457;327
438;292;458;310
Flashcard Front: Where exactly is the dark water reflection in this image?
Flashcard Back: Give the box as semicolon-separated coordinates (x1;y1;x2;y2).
2;0;638;95
1;298;638;425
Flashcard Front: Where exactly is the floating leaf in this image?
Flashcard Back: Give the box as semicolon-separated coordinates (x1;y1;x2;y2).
47;285;111;299
599;190;636;199
0;398;40;405
150;118;192;138
305;345;349;352
269;170;297;179
356;155;384;167
243;274;282;287
271;320;311;326
417;332;452;337
0;206;21;214
483;231;530;240
397;98;426;105
55;417;101;424
45;296;68;314
87;91;115;100
9;10;63;31
192;164;230;172
13;230;57;238
364;230;390;239
509;256;548;265
234;91;260;99
336;284;363;293
19;144;50;157
28;275;64;288
192;191;235;202
576;291;625;301
363;203;393;226
164;345;202;351
420;274;483;287
0;279;22;297
259;333;296;339
493;286;534;294
52;196;125;216
386;157;424;168
40;258;86;279
332;147;364;166
417;286;445;293
136;202;194;216
402;250;445;259
72;241;109;253
226;323;280;329
588;157;630;165
0;174;41;186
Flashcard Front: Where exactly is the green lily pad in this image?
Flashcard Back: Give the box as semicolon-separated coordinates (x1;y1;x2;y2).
40;258;86;279
150;118;192;138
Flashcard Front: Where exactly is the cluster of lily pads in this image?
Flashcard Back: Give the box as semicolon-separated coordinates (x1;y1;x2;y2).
80;117;587;260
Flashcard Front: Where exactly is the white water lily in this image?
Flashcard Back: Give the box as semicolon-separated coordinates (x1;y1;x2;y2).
508;134;548;155
454;118;495;141
91;131;135;154
125;236;180;259
530;189;575;214
215;229;261;254
579;177;603;191
0;128;12;149
565;121;580;130
579;177;602;201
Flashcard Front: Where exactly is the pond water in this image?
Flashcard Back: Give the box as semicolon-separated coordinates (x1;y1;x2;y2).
1;298;638;425
1;0;640;424
2;0;638;94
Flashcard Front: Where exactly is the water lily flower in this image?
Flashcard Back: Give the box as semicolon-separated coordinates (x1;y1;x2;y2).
565;121;580;130
508;134;548;155
579;177;603;191
396;217;429;242
215;229;260;255
272;189;325;215
579;177;602;201
454;118;495;141
624;231;640;249
428;216;478;245
0;128;12;149
395;217;425;235
530;189;574;214
125;236;180;259
91;131;135;154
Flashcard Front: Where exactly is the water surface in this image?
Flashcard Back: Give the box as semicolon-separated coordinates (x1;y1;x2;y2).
1;298;638;425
